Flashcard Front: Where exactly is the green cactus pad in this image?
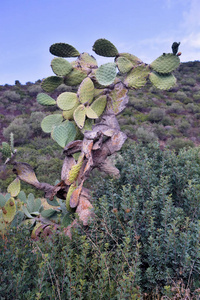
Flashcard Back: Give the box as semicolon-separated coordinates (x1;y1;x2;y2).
115;56;133;73
96;62;117;86
66;184;77;212
41;114;63;133
85;106;98;119
11;211;25;228
118;53;142;66
41;76;63;92
124;65;150;89
2;142;11;158
0;194;6;208
73;105;86;129
81;119;94;133
62;102;79;120
57;92;78;110
41;209;57;218
33;198;42;213
150;53;180;74
90;95;107;117
92;38;118;57
2;198;16;223
51;121;77;148
64;68;87;86
68;155;84;184
7;177;21;197
49;43;80;57
51;57;73;76
78;52;98;69
37;93;56;106
107;82;129;115
17;191;27;203
149;71;177;90
78;77;94;104
0;211;6;235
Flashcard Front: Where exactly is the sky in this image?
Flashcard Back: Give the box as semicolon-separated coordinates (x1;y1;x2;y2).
0;0;200;85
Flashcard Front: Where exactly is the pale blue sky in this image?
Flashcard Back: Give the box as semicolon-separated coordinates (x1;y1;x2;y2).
0;0;200;85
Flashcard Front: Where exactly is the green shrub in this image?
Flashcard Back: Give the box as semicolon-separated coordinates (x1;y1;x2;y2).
168;138;194;152
148;107;165;122
3;117;32;145
3;90;21;101
136;127;158;143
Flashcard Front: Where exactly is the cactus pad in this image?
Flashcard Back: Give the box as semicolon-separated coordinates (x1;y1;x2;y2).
13;163;39;186
92;38;118;57
37;93;56;106
41;209;57;218
107;82;129;115
149;71;176;90
62;102;79;120
115;56;133;73
7;177;21;197
66;184;77;212
64;68;87;86
57;92;78;110
73;105;86;129
51;121;77;148
51;57;73;76
124;65;150;89
90;95;107;117
2;198;16;223
96;62;117;86
41;76;63;92
68;155;84;184
49;43;80;57
150;53;180;74
118;53;142;66
85;106;98;119
41;114;63;133
78;77;94;104
0;194;6;208
77;52;98;69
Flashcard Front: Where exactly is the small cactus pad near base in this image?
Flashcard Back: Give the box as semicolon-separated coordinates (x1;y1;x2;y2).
92;38;118;57
41;76;63;92
49;43;80;57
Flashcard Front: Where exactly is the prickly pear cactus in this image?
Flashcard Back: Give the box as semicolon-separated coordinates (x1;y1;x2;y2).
2;39;181;238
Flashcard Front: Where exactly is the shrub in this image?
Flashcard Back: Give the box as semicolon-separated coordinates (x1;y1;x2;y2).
136;127;158;143
28;85;43;96
175;91;187;102
3;90;21;101
29;111;46;135
148;107;165;122
168;138;194;152
3;117;32;145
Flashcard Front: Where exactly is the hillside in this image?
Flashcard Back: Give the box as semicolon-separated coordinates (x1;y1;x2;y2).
1;60;200;193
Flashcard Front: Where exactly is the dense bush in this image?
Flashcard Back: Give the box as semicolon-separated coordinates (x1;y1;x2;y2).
1;143;200;299
148;107;165;122
3;117;31;145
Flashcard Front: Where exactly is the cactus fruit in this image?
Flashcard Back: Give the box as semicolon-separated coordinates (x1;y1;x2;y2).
115;56;133;73
85;106;98;119
150;53;180;74
64;68;87;86
51;121;77;148
41;114;63;133
37;93;56;106
172;42;180;55
149;71;176;90
2;198;16;223
96;62;117;86
107;82;129;115
7;177;20;197
57;92;78;110
124;64;149;89
41;76;63;92
49;43;80;57
117;53;142;66
90;95;107;117
73;105;86;129
77;77;94;104
92;38;118;57
51;57;73;76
